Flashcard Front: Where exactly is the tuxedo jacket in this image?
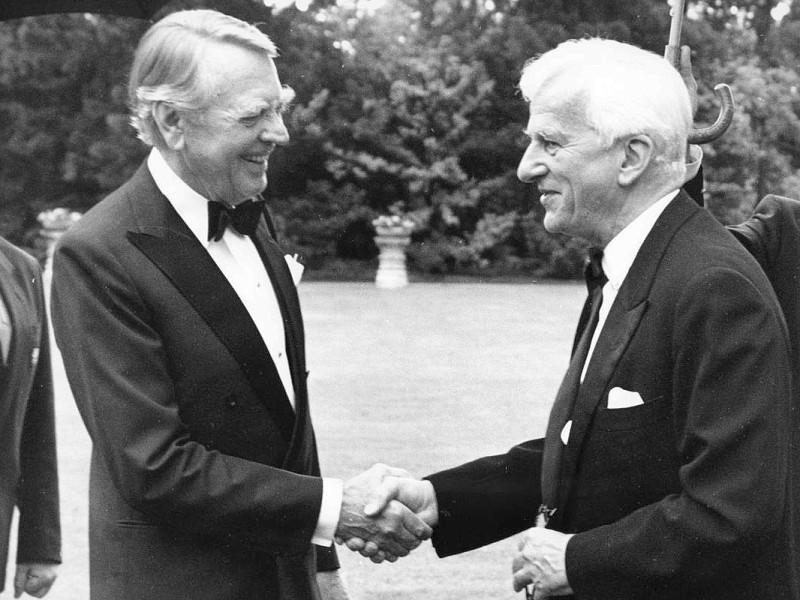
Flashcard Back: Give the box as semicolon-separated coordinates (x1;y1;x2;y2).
0;238;60;592
428;192;798;599
50;162;337;600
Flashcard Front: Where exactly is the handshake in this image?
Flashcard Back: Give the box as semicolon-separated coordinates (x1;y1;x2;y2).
334;464;438;563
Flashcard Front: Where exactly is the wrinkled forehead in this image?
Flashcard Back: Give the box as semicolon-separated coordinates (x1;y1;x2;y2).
199;46;292;112
526;70;588;115
525;86;590;135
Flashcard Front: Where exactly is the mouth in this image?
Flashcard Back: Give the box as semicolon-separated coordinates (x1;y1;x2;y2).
538;189;558;204
243;154;270;166
243;145;275;167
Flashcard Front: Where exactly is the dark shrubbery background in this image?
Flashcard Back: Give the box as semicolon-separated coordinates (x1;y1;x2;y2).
3;0;800;277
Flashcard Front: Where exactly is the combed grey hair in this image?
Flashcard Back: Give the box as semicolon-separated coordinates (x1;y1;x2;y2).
128;9;279;146
519;38;692;178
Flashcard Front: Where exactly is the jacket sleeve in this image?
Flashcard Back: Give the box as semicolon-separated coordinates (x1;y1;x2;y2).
427;438;543;557
728;195;800;378
16;263;61;565
50;231;325;557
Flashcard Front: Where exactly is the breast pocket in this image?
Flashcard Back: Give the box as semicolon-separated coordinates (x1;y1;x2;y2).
583;396;677;488
594;394;671;432
591;395;673;461
574;396;680;522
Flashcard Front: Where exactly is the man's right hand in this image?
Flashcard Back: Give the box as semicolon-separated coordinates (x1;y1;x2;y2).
364;476;438;525
336;472;439;563
335;464;433;562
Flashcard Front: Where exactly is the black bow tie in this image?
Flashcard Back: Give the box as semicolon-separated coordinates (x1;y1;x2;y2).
207;199;265;241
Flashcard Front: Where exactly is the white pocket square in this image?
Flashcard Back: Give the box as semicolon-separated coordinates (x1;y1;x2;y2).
284;254;304;286
607;387;644;409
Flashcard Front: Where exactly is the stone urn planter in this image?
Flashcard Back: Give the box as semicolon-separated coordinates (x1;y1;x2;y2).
37;208;82;294
372;215;414;289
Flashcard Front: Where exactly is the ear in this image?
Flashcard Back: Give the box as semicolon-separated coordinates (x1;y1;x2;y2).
152;102;187;151
618;135;655;187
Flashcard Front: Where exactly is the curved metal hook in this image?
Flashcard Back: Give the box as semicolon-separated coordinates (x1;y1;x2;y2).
688;83;735;144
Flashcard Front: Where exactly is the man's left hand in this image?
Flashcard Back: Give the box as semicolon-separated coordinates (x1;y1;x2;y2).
512;528;574;599
14;563;58;598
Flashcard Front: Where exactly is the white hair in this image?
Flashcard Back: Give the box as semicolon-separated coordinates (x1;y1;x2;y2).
128;9;279;146
519;38;692;177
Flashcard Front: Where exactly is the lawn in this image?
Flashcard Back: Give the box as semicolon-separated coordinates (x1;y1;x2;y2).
14;280;585;600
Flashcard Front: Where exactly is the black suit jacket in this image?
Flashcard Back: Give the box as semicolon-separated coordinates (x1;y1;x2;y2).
728;195;800;386
428;192;798;599
0;238;60;592
51;162;336;600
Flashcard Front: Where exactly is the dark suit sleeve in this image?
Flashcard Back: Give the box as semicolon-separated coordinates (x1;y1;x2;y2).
426;439;542;557
566;266;793;597
728;195;800;371
314;543;339;572
50;233;324;556
16;262;61;566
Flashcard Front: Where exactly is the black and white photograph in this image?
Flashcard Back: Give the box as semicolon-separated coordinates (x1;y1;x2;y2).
1;0;800;598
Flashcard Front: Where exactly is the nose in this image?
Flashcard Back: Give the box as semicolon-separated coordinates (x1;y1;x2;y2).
517;143;547;183
259;113;290;145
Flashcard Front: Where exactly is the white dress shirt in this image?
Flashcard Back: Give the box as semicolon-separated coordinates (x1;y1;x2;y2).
562;189;680;446
582;189;680;381
147;148;341;546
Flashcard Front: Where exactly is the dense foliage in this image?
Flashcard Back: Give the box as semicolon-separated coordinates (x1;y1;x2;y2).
1;0;799;277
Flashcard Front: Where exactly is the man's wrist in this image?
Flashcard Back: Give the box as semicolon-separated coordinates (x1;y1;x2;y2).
313;478;343;546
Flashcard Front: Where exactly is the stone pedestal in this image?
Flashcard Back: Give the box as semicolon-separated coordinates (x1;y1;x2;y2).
374;230;411;289
37;208;82;299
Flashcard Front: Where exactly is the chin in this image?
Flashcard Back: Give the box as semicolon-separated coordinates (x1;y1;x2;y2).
542;215;565;235
242;180;268;199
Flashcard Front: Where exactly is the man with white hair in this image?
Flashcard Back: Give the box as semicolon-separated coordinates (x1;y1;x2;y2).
358;39;799;599
49;9;430;600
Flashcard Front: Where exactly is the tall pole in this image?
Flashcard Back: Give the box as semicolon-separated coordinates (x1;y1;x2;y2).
663;0;734;144
665;0;686;68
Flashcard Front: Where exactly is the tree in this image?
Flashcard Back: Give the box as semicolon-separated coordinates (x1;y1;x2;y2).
0;14;148;248
3;0;799;277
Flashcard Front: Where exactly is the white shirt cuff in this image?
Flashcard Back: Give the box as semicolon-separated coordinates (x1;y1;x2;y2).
312;478;343;546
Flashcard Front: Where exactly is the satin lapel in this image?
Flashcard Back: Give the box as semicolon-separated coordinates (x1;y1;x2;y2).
251;221;311;470
556;192;700;511
555;300;648;509
126;172;295;443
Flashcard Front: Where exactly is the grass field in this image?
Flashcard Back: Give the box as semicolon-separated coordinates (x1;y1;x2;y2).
11;280;585;600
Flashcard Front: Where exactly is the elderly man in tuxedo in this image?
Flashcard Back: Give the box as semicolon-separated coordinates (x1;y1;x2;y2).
357;39;799;599
0;238;60;599
50;10;429;600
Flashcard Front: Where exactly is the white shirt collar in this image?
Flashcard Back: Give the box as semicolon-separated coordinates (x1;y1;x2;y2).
147;147;211;247
602;189;680;290
685;144;703;183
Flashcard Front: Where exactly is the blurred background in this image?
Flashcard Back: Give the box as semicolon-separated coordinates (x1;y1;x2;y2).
4;0;799;283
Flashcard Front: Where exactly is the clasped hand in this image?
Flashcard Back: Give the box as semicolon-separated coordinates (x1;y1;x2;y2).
335;464;438;563
512;528;574;599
